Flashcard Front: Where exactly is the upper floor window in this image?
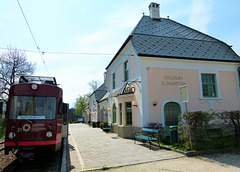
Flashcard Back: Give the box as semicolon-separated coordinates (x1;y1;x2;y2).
112;73;115;89
201;74;217;97
124;60;129;81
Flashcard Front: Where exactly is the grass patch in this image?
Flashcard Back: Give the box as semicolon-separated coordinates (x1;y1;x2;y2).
196;136;236;150
153;136;237;152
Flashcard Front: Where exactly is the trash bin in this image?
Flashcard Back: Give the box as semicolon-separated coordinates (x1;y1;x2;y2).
170;125;178;144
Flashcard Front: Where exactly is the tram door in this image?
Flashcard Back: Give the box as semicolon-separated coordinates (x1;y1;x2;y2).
164;102;180;137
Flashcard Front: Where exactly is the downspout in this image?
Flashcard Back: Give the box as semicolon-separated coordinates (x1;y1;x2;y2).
238;67;240;108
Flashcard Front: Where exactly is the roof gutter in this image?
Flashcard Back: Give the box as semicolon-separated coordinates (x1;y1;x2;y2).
105;35;133;70
138;54;240;63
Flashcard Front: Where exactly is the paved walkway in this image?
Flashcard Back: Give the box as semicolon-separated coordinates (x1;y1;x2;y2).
68;124;184;171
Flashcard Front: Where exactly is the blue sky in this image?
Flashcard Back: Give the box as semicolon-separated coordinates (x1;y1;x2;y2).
1;0;240;107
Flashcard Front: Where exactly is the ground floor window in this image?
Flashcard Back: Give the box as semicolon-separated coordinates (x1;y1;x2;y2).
126;102;132;125
119;103;122;125
112;103;117;123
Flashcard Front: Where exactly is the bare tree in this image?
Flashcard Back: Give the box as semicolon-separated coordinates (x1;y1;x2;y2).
0;47;36;101
88;80;101;92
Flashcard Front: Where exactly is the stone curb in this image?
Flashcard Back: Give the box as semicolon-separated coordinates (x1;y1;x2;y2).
151;142;240;157
61;137;67;172
82;156;184;172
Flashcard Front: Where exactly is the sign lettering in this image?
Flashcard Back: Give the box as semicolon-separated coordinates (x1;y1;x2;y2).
162;75;186;86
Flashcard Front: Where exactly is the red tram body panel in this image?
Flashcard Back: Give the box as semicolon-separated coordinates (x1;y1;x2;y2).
4;76;67;155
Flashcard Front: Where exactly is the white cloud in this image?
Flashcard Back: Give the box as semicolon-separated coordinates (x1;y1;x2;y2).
189;0;215;33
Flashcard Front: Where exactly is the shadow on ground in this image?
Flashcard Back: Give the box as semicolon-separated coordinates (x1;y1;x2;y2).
198;151;240;168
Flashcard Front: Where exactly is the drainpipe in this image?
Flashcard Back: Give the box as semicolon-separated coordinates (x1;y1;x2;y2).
238;67;240;85
238;67;240;107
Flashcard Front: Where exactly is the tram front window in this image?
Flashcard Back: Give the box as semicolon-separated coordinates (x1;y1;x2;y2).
9;96;57;120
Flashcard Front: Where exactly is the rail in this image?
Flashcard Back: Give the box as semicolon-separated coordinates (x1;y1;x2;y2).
0;141;4;152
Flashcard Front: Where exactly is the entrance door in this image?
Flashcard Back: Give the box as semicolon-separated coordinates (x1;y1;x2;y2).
164;102;180;136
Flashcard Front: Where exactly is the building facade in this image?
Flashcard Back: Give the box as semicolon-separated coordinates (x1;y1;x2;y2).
86;83;107;124
104;2;240;138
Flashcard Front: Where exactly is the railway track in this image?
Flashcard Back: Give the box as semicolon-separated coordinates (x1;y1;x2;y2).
2;147;63;172
0;143;63;172
0;141;4;152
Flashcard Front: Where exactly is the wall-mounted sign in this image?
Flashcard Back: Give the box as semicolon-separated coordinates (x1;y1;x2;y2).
118;83;135;96
179;85;189;103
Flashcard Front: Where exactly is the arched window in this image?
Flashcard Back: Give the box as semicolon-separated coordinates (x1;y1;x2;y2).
112;103;117;123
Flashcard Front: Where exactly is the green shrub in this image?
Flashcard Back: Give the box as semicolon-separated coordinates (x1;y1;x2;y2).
178;111;213;150
217;111;240;147
100;120;108;129
146;122;162;130
92;121;97;128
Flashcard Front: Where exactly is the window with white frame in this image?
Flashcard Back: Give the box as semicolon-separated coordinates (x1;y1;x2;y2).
124;60;129;81
112;73;115;89
201;74;217;97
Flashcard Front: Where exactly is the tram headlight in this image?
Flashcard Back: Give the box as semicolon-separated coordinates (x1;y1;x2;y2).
46;131;53;138
31;84;38;90
9;132;16;139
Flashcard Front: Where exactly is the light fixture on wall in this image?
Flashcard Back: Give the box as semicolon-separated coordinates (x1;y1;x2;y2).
107;107;111;111
132;101;137;107
153;100;158;106
116;105;119;109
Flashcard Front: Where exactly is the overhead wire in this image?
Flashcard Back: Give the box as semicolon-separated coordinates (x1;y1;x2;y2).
16;0;49;74
0;47;132;56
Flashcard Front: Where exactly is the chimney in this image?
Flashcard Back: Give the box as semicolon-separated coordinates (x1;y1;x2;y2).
149;2;160;20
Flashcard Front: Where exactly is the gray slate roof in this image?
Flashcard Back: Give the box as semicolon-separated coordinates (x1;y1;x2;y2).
131;16;240;62
91;83;107;103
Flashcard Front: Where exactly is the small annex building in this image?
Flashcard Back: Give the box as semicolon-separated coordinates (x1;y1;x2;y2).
85;83;107;124
105;2;240;139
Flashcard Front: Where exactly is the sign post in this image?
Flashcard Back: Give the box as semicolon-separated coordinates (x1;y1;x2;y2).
179;85;189;112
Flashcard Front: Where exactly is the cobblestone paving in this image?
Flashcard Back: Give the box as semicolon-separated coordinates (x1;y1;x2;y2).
68;124;184;171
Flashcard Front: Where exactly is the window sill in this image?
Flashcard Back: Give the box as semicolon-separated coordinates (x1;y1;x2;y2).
200;97;222;100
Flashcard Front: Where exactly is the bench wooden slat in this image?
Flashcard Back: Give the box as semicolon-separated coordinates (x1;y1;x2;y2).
142;128;159;133
134;127;161;149
135;135;148;140
102;124;111;131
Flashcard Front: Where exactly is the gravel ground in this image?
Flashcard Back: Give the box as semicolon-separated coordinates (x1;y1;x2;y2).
0;150;16;171
0;137;16;171
97;152;240;172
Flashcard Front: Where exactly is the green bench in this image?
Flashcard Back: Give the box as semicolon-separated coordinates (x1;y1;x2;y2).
134;128;161;149
102;123;112;132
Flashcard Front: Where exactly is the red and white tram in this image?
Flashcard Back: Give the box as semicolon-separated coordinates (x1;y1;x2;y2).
5;76;68;155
